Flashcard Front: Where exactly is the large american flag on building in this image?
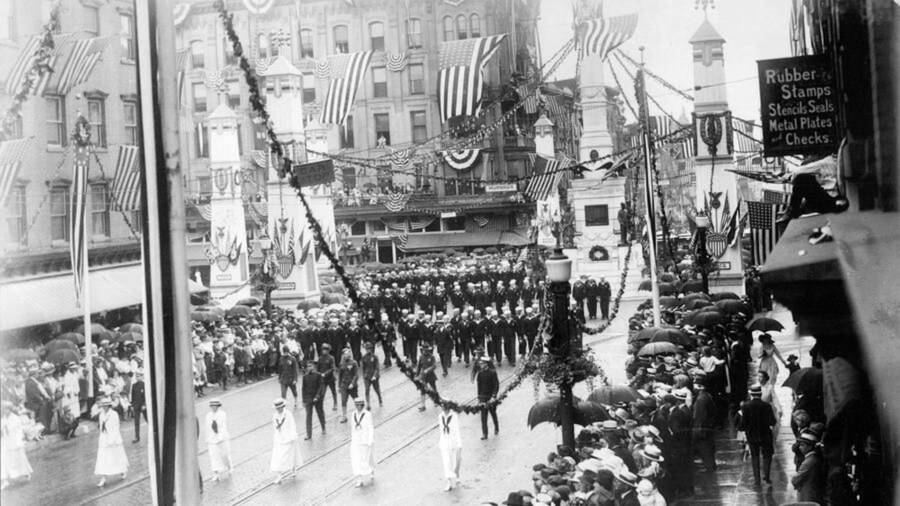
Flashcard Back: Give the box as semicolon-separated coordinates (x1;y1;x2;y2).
111;145;141;211
70;145;90;306
55;36;111;95
747;200;786;266
438;35;506;123
319;51;374;126
0;138;33;207
579;13;638;61
524;154;562;201
4;33;76;96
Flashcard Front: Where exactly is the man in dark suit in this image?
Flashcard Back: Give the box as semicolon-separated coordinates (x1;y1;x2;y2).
301;360;326;440
598;278;612;320
131;370;147;443
692;380;717;472
585;278;599;320
474;357;499;440
738;384;777;486
791;432;825;503
25;366;53;434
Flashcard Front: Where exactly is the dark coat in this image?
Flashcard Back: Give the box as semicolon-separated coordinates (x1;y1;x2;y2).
301;371;325;404
278;354;299;384
692;390;716;430
792;450;825;503
475;368;499;401
131;380;146;408
738;398;776;445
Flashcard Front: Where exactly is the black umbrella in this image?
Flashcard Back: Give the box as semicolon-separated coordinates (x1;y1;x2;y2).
119;323;143;333
637;341;679;357
528;395;582;429
681;280;705;294
46;348;81;365
634;327;666;342
587;385;640;405
657;283;677;296
659;296;679;308
659;273;677;283
57;332;85;345
715;299;752;315
782;367;823;395
747;317;785;333
650;328;692;346
236;297;262;307
710;292;740;301
574;400;611;426
45;339;78;353
638;280;652;292
681;293;710;304
226;305;253;317
686;299;715;310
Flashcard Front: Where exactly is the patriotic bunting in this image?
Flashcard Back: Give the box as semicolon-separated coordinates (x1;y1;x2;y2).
384;52;408;72
390;147;415;168
314;59;332;79
319;51;374;126
473;215;490;228
438;35;507;123
442;149;481;171
579;13;638;61
242;0;276;15
0;138;33;207
204;70;226;93
395;233;409;252
173;3;191;27
70;144;90;306
408;216;436;231
111;145;141;211
296;227;311;265
255;57;275;76
194;203;212;221
524;155;561;201
384;192;411;213
55;36;112;95
747;201;786;266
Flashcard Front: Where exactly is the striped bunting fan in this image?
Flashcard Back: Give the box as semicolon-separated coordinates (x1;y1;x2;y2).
4;33;76;96
252;149;269;168
173;3;191;26
256;57;275;76
473;215;490;228
242;0;276;15
110;145;141;211
579;13;638;61
384;192;411;213
55;36;113;95
384;52;408;72
314;59;332;79
524;155;561;201
438;35;507;122
390;147;415;168
194;203;212;221
442;149;481;171
395;233;409;252
319;51;374;126
0;138;33;206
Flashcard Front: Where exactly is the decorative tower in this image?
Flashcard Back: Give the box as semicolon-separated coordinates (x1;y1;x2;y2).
689;17;744;293
262;55;320;306
206;102;251;306
534;114;555;158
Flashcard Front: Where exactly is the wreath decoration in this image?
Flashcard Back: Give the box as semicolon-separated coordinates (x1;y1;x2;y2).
588;245;609;262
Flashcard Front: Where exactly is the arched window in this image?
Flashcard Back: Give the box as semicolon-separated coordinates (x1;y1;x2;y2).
369;22;384;51
442;16;454;42
469;14;481;38
456;15;468;40
299;28;314;59
333;25;349;54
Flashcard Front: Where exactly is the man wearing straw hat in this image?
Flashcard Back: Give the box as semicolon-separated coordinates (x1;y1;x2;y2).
94;397;128;487
270;398;302;485
349;399;375;487
205;399;233;481
738;384;777;487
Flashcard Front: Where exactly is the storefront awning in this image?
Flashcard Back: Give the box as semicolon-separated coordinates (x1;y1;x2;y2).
0;262;207;331
404;228;533;252
759;214;842;285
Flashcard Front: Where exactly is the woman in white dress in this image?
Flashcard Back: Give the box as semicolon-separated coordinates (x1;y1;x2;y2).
270;398;302;484
349;399;375;487
1;402;33;489
438;405;462;491
205;399;233;481
94;397;128;487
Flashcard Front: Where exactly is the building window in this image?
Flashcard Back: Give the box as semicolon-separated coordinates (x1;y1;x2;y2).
46;96;66;146
470;14;481;38
372;66;387;98
87;97;107;148
374;113;390;146
442;16;454;41
410;110;427;143
0;2;16;41
456;15;468;40
442;216;465;231
190;40;204;69
123;100;139;145
7;115;23;139
408;63;424;95
50;186;69;242
197;176;212;197
370;220;386;232
223;36;237;66
369;22;384;52
302;73;316;103
584;204;609;226
85;5;100;35
91;183;110;237
120;14;135;60
5;185;26;246
350;221;366;235
269;36;280;57
340;115;354;148
333;25;349;54
192;83;207;112
257;33;269;59
226;80;241;109
299;29;314;59
195;124;208;158
235;123;243;155
406;18;422;49
424;219;441;232
342;167;356;190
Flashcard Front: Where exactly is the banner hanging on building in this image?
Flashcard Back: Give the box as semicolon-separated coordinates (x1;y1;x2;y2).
757;55;838;157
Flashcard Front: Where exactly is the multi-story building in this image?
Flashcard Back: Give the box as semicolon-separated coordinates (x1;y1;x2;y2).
175;0;542;269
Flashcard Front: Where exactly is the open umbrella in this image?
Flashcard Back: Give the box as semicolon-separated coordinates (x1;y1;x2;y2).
657;283;677;296
587;385;640;405
681;280;705;294
528;395;582;429
296;299;323;311
57;332;86;345
747;317;785;333
235;297;262;307
659;273;677;283
715;299;752;315
190;311;222;323
782;367;823;395
637;341;680;357
650;328;692;346
638;280;652;292
574;400;611;426
44;339;78;353
46;348;81;365
226;305;253;318
710;292;740;301
196;305;225;316
634;327;669;343
5;349;39;363
115;331;142;344
659;296;679;308
686;299;715;310
681;293;710;304
687;310;725;328
118;323;143;333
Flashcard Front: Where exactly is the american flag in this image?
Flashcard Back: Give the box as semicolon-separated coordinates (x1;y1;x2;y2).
111;145;141;211
70;145;90;306
763;189;792;205
524;155;561;201
543;95;565;123
747;201;786;266
319;51;373;126
176;48;189;109
438;35;506;123
579;13;638;61
651;116;675;138
0;138;33;207
733;120;762;153
4;33;76;96
55;37;111;95
296;227;311;265
516;85;539;114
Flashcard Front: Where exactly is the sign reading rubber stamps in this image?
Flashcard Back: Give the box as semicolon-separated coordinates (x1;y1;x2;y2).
757;55;838;156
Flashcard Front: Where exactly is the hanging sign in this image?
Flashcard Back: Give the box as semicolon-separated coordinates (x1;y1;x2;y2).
291;159;335;188
440;211;457;219
485;183;517;193
757;55;838;156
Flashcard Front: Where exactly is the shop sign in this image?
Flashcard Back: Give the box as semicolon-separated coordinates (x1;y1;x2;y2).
757;55;838;156
440;211;457;219
485;183;517;193
215;273;232;282
715;261;731;270
276;282;296;291
291;159;335;188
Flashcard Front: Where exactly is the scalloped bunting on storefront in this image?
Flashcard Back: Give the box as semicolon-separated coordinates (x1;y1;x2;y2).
390;147;415;168
242;0;276;15
442;149;481;171
385;52;408;72
173;3;191;27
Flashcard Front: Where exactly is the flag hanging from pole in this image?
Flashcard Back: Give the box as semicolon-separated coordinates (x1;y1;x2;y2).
438;35;506;122
579;13;638;61
747;200;786;265
524;155;561;201
55;37;112;95
4;33;76;96
0;138;33;207
111;145;141;211
319;51;374;126
70;144;90;306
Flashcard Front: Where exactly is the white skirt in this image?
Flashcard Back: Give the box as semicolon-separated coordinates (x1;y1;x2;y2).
208;441;233;473
350;443;374;476
270;440;303;473
440;447;462;480
1;446;33;480
95;443;129;476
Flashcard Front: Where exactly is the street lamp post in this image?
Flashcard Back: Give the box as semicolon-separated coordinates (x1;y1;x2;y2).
695;215;710;294
546;247;576;451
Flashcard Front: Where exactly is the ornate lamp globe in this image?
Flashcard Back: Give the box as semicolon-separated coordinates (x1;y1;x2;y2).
546;248;572;283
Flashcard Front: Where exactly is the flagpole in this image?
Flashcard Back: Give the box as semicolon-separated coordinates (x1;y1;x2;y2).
82;165;93;399
636;52;661;327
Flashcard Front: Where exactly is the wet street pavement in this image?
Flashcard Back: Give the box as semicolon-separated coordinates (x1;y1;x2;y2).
1;301;811;506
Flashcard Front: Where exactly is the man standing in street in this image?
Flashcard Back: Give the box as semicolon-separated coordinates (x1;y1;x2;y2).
361;342;383;407
317;344;338;411
598;278;612;321
130;371;146;443
585;278;599;320
738;384;777;487
435;315;455;377
24;366;52;435
618;202;630;245
301;361;326;440
692;380;717;472
278;346;300;409
474;357;499;440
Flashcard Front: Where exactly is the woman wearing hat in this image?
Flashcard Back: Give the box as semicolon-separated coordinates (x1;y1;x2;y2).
349;399;375;487
757;333;787;385
270;398;302;484
205;400;233;481
94;397;128;487
1;401;32;489
437;404;462;491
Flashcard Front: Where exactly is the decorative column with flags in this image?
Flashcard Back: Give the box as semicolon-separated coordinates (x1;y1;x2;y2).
70;115;93;395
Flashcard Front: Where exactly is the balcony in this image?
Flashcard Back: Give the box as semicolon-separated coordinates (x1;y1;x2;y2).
333;188;527;219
